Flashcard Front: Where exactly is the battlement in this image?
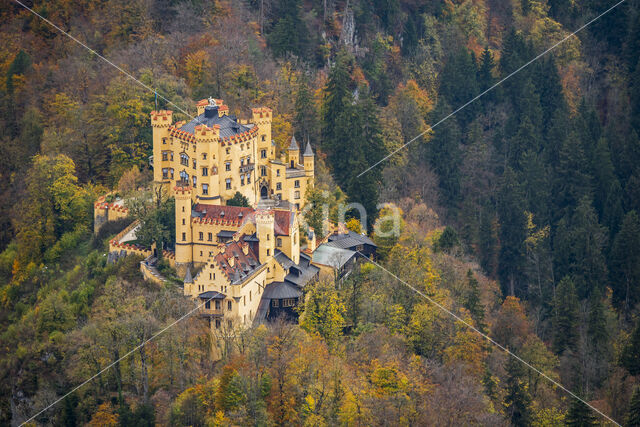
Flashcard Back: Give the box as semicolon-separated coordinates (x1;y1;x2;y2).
151;110;173;127
174;185;192;196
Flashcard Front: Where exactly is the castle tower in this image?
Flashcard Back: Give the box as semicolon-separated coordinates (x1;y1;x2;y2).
256;209;275;265
151;110;174;184
288;135;300;168
175;185;193;273
303;141;314;181
252;107;273;170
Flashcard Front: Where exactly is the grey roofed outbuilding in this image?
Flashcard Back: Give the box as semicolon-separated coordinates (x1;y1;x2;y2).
327;230;375;247
263;281;302;299
274;250;295;270
311;244;356;269
217;230;236;238
198;290;226;299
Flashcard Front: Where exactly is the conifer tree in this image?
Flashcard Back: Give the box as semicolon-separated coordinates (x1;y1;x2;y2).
477;47;496;105
621;320;640;376
552;276;579;354
626;387;640;427
267;0;309;58
438;47;479;128
587;288;609;356
610;211;640;312
497;167;527;297
294;75;318;144
566;399;598;426
464;270;486;332
504;357;532;427
427;100;462;208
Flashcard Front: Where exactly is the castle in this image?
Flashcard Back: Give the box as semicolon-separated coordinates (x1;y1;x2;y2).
151;98;319;329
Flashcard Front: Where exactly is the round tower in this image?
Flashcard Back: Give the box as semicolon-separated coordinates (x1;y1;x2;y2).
151;110;173;185
175;185;193;274
256;209;275;265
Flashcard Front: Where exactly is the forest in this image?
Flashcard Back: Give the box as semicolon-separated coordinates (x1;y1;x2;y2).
1;0;640;425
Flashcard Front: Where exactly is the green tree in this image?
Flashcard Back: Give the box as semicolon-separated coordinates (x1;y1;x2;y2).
300;281;345;348
621;320;640;376
610;211;640;312
552;276;579;354
464;270;486;332
294;75;318;144
227;191;250;207
565;399;598;426
497;167;527;297
626;387;640;427
504;356;533;427
267;0;309;58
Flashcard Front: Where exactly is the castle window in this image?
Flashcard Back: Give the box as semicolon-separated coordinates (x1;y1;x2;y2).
202;184;208;195
215;300;221;310
247;175;251;184
243;296;246;306
162;168;168;179
170;152;174;161
225;162;231;171
261;166;267;177
205;301;210;309
225;179;231;190
227;301;232;310
162;137;167;144
261;149;267;159
276;169;280;177
283;298;295;307
276;182;282;191
200;251;203;256
240;158;244;166
180;153;189;166
202;153;207;160
294;180;300;188
182;219;185;225
267;233;270;241
209;273;212;280
199;232;203;240
277;238;282;247
295;191;300;199
182;232;186;241
240;175;245;186
262;135;266;141
295;203;300;210
193;159;197;169
202;167;208;176
162;152;168;161
215;319;221;329
272;299;279;307
170;168;174;179
226;148;230;155
249;291;252;301
192;176;197;187
208;232;213;241
267;249;270;256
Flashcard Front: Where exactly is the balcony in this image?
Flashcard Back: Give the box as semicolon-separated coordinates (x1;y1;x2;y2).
239;162;255;174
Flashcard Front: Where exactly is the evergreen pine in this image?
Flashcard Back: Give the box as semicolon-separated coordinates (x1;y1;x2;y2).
497;167;527;297
626;387;640;427
294;75;318;144
621;320;640;376
504;357;533;427
552;276;579;354
610;211;640;312
464;269;487;332
566;399;598;426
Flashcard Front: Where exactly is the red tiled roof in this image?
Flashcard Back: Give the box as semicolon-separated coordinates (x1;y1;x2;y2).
214;239;259;281
194;204;253;221
274;210;293;236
